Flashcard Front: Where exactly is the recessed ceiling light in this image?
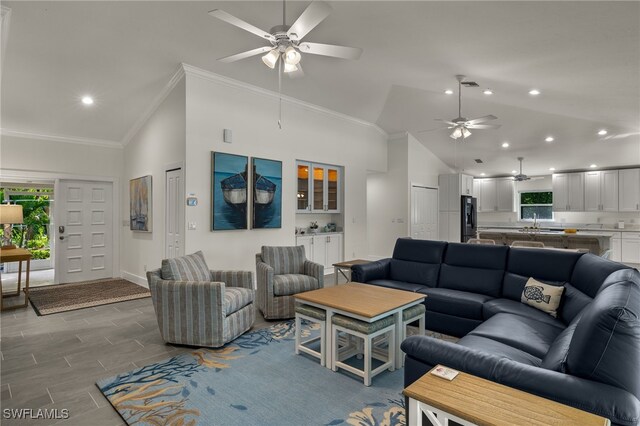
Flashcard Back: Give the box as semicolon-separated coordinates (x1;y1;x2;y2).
480;172;486;176
590;164;598;168
81;96;94;105
483;89;493;95
501;142;509;148
545;136;554;142
549;167;556;171
598;129;608;136
529;89;541;96
511;170;518;174
444;89;454;95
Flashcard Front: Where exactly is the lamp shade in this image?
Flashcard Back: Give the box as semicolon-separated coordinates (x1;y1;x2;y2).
262;49;280;69
0;204;24;224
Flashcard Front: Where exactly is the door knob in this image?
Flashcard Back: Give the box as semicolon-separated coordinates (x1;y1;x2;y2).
58;225;65;233
59;236;65;241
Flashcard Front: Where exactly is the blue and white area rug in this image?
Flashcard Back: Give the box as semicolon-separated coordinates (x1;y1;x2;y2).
96;321;406;425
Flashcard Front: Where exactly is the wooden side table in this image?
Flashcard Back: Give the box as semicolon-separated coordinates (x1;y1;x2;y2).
0;248;32;311
404;365;610;426
332;259;371;285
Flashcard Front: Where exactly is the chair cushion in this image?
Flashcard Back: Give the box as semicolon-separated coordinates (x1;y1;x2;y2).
367;279;428;293
468;313;564;358
403;304;426;321
332;314;395;334
273;274;318;297
482;298;565;329
295;304;326;321
418;287;493;320
521;278;565;318
161;251;210;281
261;246;306;275
224;287;254;316
541;314;582;372
457;335;542;367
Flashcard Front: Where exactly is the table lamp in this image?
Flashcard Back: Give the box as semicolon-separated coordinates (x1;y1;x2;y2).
0;204;23;249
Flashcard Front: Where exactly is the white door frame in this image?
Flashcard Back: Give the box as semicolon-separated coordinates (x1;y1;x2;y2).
164;162;185;259
0;169;120;284
409;183;439;240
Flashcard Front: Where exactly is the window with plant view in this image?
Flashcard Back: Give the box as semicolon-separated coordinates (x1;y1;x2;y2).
520;191;553;221
0;187;52;260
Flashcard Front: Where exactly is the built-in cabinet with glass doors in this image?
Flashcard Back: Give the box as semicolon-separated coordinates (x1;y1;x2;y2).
296;161;341;213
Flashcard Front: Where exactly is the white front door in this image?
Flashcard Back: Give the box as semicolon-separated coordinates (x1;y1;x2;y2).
165;168;184;259
411;186;439;240
56;180;113;283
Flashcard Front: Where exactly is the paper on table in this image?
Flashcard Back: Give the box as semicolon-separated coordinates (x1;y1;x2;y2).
430;365;459;381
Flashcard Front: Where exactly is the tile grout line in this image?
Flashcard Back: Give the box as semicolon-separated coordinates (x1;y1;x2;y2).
88;391;100;408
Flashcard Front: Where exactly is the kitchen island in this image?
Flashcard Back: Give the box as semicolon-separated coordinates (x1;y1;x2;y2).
477;228;614;254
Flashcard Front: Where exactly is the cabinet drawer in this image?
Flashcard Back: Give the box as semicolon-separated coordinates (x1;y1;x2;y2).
621;232;640;240
621;239;640;263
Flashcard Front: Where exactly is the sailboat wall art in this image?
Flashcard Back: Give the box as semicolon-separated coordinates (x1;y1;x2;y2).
212;152;248;231
130;175;152;232
251;157;282;229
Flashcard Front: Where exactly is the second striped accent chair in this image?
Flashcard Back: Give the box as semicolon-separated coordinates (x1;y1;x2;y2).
147;251;255;348
256;245;324;320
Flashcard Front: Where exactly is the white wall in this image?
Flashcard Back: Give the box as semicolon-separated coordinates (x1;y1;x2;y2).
0;135;122;178
183;69;387;272
478;175;640;226
120;78;186;283
367;132;451;258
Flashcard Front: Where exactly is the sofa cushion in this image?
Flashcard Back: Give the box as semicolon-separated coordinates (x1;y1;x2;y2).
262;246;306;275
224;288;254;316
418;287;493;320
521;278;565;318
439;264;505;298
468;313;564;358
541;314;582;372
392;238;447;263
273;274;318;296
367;279;427;293
566;276;640;398
457;335;542;367
559;283;592;324
444;242;509;269
389;259;440;287
482;298;565;329
570;253;629;298
161;251;210;281
502;248;581;301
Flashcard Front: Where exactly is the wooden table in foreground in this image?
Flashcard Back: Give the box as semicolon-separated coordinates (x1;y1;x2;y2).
404;365;610;426
0;248;32;311
295;282;425;370
332;259;371;285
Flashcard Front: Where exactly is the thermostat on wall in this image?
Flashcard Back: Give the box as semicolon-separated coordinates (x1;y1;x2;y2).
187;197;198;206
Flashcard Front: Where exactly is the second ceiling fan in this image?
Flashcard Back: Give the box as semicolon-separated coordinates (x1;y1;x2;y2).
209;0;363;78
436;75;501;140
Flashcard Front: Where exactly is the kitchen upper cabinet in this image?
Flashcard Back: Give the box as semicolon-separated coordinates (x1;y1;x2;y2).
619;168;640;212
296;161;342;214
496;179;515;212
552;173;584;211
585;170;618;212
475;178;514;212
461;175;474;197
479;179;497;212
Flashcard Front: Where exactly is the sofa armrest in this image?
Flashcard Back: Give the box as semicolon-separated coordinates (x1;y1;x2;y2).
351;258;391;283
256;260;275;294
304;260;324;288
401;336;640;426
210;270;253;290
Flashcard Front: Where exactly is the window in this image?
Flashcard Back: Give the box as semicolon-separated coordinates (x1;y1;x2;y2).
519;191;553;221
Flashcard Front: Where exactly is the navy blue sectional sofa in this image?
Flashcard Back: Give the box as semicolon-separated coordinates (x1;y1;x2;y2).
352;238;640;426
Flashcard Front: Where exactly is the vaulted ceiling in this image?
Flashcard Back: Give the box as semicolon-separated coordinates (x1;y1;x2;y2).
2;1;639;176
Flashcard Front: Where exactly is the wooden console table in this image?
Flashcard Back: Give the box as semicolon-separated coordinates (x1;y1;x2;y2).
404;365;610;426
332;259;371;285
0;248;32;311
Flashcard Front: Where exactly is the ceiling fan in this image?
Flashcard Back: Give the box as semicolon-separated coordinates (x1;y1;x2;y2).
512;157;544;182
602;131;640;141
433;75;501;140
209;1;363;78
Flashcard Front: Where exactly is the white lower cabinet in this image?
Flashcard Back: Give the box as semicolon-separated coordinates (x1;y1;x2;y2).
296;233;343;274
621;232;640;265
611;237;622;262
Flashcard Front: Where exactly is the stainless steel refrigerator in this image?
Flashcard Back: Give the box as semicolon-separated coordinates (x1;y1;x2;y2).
461;196;477;242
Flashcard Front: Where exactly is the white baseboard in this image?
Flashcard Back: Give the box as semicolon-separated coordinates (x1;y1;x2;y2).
121;271;148;288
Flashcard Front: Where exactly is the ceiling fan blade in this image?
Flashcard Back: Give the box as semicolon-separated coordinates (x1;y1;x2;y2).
218;46;273;63
466;123;502;130
604;132;640;140
417;126;448;133
209;9;275;41
287;1;332;41
465;115;498;125
434;119;458;126
298;42;362;60
287;63;305;79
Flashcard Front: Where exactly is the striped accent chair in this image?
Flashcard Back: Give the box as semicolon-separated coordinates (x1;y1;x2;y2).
147;251;255;348
256;246;324;320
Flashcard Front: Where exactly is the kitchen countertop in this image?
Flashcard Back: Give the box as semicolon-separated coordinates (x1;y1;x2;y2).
478;228;616;238
478;224;639;233
295;231;344;236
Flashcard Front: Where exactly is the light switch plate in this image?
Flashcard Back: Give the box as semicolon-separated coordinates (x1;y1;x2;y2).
188;222;197;230
223;129;232;143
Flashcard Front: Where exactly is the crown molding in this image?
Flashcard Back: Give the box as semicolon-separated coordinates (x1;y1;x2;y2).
121;64;186;145
1;129;123;149
180;63;388;138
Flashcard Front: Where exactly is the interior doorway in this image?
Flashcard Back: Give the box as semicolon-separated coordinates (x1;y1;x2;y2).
410;185;439;240
165;167;184;259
